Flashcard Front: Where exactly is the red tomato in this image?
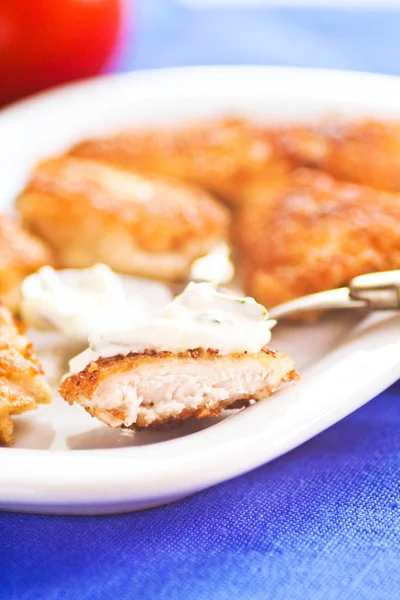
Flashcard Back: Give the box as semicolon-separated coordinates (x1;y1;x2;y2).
0;0;122;107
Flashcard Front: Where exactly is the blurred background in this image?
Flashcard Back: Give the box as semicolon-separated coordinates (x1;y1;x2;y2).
1;0;400;108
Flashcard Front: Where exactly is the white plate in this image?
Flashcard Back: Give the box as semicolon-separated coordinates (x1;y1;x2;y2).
1;66;400;515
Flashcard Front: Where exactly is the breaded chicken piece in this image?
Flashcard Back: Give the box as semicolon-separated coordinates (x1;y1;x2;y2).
272;116;400;192
0;214;55;312
0;305;51;445
69;117;289;206
235;168;400;308
59;348;298;429
16;156;229;281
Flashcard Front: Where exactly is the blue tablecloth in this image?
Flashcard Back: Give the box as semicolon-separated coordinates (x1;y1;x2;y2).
2;2;400;598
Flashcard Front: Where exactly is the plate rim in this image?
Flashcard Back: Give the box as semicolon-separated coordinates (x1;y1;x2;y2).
1;62;400;110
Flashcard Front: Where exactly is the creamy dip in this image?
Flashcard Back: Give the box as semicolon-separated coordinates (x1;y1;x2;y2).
68;281;276;373
21;264;152;342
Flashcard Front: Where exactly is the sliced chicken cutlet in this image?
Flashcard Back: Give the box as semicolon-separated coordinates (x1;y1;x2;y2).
59;281;298;429
234;168;400;308
16;156;228;281
271;116;400;192
0;214;55;312
60;348;297;429
0;305;51;445
69;117;289;206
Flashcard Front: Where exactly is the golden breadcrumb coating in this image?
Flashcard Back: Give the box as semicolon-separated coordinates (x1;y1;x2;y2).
16;156;229;281
0;214;55;312
69;117;289;206
59;347;298;429
272;117;400;192
0;305;51;445
234;168;400;307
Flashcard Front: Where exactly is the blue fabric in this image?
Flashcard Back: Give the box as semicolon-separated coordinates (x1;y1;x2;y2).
116;1;400;75
2;1;400;598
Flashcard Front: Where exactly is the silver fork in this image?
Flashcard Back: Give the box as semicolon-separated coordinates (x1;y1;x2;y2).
267;270;400;321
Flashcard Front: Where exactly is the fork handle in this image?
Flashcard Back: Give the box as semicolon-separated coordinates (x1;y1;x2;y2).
267;287;367;321
268;269;400;321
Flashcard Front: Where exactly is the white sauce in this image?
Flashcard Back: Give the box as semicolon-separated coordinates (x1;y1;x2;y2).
68;282;276;374
21;264;171;343
190;242;234;284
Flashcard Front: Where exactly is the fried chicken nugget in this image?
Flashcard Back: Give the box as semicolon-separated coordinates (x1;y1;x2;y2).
0;214;55;312
69;117;289;206
0;305;51;445
60;348;297;429
235;168;400;307
16;156;229;281
59;280;298;429
272;116;400;192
